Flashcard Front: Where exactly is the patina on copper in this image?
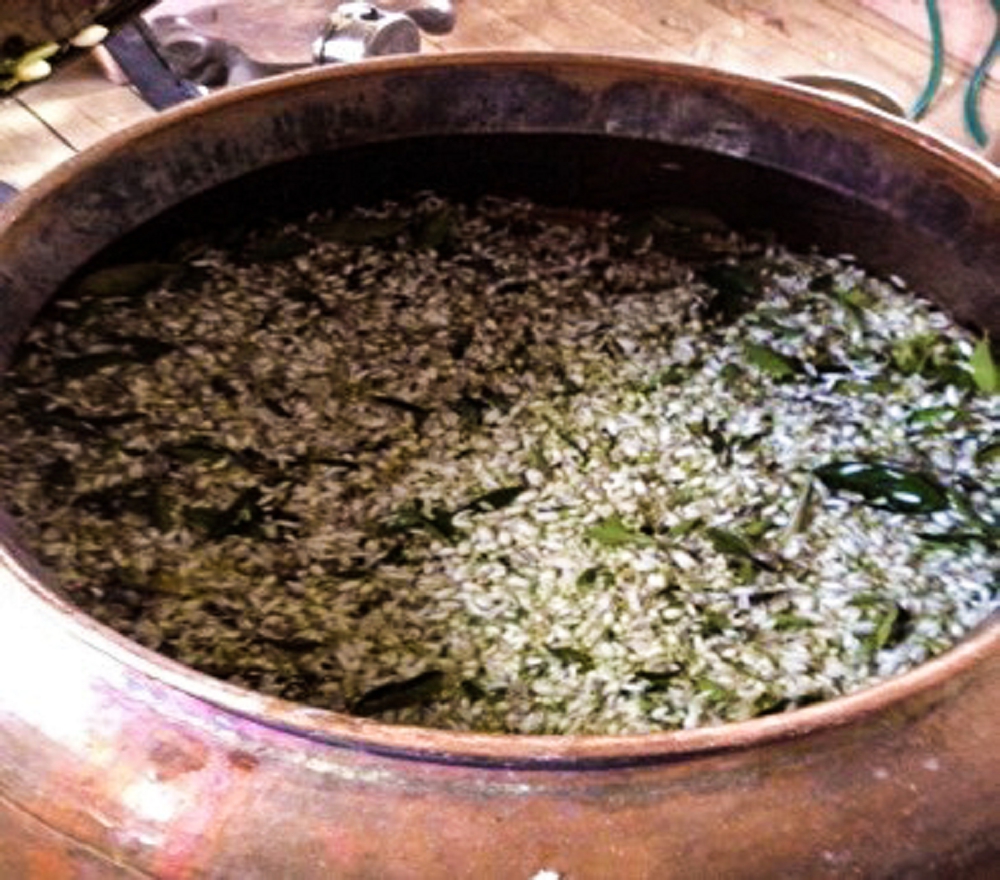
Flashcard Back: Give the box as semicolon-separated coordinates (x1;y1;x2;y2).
0;54;997;878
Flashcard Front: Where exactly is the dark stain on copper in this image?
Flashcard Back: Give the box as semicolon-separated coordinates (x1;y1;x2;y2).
149;738;208;781
227;750;260;773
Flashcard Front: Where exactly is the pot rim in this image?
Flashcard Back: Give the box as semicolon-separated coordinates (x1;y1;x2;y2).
1;50;997;767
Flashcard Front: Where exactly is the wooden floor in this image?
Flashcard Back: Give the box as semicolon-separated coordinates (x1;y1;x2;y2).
1;0;997;192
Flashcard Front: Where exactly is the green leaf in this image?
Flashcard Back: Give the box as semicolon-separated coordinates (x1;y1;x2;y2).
184;487;266;539
867;604;911;652
970;336;999;394
413;207;454;250
74;262;175;299
547;645;595;671
699;263;761;324
636;668;679;690
243;230;311;262
705;527;778;572
743;342;802;380
586;515;655;548
783;477;818;539
315;214;409;245
667;516;703;539
161;438;232;464
814;461;949;515
351;670;446;716
462;485;525;514
974;438;1000;467
890;333;938;375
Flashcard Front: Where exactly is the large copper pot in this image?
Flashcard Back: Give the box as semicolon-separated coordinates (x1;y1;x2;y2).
0;54;997;878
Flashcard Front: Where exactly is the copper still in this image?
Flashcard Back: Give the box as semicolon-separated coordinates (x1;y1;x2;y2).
0;53;997;878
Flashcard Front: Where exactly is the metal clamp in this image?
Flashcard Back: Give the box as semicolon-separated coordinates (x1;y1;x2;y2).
145;1;454;94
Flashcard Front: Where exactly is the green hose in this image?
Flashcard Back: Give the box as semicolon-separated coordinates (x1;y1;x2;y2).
910;0;944;121
963;0;999;147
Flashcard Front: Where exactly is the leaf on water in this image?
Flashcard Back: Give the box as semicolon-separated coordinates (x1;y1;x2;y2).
351;670;446;716
74;262;175;299
743;342;803;380
586;515;655;548
462;485;525;514
970;336;999;395
813;461;949;515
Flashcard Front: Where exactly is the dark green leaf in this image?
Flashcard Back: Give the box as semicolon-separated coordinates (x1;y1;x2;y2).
890;334;938;376
699;263;761;324
547;645;595;671
460;679;487;702
161;438;232;464
867;603;911;652
381;501;460;543
413;207;454;250
700;608;731;635
907;406;958;428
42;456;75;491
586;515;655;548
576;566;610;589
773;612;813;632
351;670;446;716
918;530;997;550
315;214;409;245
667;516;703;539
370;394;431;426
814;461;949;514
184;487;265;540
54;350;134;378
783;478;818;539
244;230;311;262
705;527;778;572
743;342;802;380
974;438;1000;467
636;668;679;690
74;262;175;299
462;485;525;514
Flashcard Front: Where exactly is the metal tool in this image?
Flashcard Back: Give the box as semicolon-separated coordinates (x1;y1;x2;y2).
148;1;455;92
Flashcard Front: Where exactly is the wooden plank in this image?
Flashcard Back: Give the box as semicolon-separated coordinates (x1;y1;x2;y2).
16;55;154;153
0;98;76;191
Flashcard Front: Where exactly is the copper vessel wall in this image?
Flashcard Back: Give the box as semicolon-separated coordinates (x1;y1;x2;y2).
0;54;997;878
